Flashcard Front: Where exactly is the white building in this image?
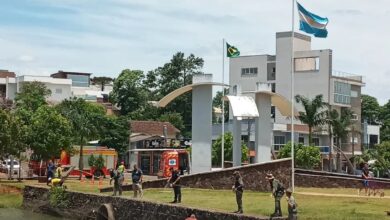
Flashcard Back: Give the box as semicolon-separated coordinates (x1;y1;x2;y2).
212;31;380;169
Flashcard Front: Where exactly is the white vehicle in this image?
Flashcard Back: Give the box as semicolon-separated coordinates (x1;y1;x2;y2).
0;159;20;174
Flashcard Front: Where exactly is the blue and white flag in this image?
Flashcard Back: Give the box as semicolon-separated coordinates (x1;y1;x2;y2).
297;2;329;38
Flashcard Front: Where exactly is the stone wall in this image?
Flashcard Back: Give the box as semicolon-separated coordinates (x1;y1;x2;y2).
295;169;390;189
23;185;284;220
101;158;292;193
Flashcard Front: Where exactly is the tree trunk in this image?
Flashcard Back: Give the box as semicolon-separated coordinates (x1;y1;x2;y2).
308;126;312;146
336;138;341;173
328;128;333;172
79;137;84;180
18;152;22;182
8;155;14;180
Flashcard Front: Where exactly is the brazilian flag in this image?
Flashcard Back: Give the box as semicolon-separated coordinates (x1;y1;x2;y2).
226;42;240;58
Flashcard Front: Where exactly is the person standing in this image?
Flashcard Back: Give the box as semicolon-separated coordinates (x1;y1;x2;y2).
266;173;284;217
285;188;298;220
109;168;122;196
232;171;244;214
132;164;143;198
47;160;55;186
167;168;181;203
117;161;125;187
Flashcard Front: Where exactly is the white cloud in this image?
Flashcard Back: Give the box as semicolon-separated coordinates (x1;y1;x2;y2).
0;0;389;103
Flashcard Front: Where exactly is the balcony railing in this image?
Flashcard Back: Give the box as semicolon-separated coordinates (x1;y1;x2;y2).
332;70;363;82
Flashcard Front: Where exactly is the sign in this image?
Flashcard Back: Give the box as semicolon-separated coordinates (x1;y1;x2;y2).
168;159;177;166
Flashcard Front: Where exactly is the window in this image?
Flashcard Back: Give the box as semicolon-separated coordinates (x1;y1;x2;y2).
350;137;358;144
271;83;275;92
295;57;320;72
312;137;320;146
334;81;351;105
232;85;238;95
273;136;286;151
351;114;358;121
298;136;304;144
67;74;90;87
55;88;62;94
271;106;275;119
351;90;358;98
241;67;258;76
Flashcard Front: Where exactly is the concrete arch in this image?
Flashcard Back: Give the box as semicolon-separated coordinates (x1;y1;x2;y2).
157;82;228;108
157;75;228;174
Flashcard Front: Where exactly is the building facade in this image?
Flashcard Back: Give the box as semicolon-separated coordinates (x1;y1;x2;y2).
213;31;379;170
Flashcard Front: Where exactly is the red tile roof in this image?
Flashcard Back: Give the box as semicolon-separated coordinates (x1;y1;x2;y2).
0;70;16;78
130;121;180;139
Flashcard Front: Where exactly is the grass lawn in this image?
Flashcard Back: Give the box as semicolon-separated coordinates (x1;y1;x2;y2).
2;179;390;219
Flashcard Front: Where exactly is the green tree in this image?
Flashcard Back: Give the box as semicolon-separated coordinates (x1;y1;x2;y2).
91;76;113;91
278;142;320;169
277;141;304;160
159;112;185;131
99;116;130;158
145;52;204;135
0;109;28;179
14;81;51;112
56;98;104;179
110;69;148;115
212;88;229;123
328;108;353;172
29;106;72;160
361;94;381;124
379;100;390;142
212;132;248;166
295;146;321;169
295;94;328;145
88;154;96;167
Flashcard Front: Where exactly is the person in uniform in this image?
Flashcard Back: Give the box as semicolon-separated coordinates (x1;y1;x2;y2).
167;168;181;203
132;164;143;198
286;188;298;220
266;173;284;217
232;171;244;214
51;162;63;187
109;168;122;196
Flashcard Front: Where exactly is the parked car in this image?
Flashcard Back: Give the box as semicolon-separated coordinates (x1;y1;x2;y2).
0;159;20;174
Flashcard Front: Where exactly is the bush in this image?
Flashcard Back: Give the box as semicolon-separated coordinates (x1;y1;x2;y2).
49;187;69;208
278;142;321;169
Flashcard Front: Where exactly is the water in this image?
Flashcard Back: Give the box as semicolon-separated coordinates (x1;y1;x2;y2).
0;208;68;220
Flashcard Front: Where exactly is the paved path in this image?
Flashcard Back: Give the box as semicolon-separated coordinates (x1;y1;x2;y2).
296;191;390;199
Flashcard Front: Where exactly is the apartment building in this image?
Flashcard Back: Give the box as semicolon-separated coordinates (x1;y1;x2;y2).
213;31;379;169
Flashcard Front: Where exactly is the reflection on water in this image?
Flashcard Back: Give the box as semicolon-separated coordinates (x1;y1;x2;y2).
0;208;69;220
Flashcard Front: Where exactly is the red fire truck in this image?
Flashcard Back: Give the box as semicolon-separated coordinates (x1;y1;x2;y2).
29;145;118;177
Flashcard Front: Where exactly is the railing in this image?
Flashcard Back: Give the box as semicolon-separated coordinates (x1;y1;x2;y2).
332;70;363;82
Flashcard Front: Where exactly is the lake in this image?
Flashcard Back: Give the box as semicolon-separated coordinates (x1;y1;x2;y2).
0;208;68;220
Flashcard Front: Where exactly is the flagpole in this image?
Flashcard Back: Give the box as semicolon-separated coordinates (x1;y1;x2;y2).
221;38;225;169
291;0;296;192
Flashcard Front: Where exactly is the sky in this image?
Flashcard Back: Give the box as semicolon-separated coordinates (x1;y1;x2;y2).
0;0;389;104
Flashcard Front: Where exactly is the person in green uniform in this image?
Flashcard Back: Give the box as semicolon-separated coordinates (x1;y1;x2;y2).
286;188;298;220
117;161;125;186
232;171;244;214
266;173;284;217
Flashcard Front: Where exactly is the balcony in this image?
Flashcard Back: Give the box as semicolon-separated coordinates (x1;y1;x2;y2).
332;70;364;83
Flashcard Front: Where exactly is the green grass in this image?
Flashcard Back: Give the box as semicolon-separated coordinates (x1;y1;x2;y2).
127;188;389;220
2;179;390;219
0;193;22;208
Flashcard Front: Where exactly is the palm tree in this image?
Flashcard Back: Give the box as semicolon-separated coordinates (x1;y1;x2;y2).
328;108;353;173
295;94;328;146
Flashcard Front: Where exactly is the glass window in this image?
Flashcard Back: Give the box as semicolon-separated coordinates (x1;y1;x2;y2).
295;57;320;72
312;137;320;146
334;81;351;105
273;136;286;151
241;68;258;77
67;74;90;87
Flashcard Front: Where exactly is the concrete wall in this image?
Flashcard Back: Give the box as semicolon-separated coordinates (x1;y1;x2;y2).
23;186;278;220
101;158;292;192
295;169;390;189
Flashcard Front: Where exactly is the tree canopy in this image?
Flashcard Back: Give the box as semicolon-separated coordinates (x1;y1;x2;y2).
212;132;248;166
361;94;381;124
110;69;148;115
15;81;51;112
295;94;328;145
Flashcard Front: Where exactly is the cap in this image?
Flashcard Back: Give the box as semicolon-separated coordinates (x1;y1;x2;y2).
265;173;274;180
